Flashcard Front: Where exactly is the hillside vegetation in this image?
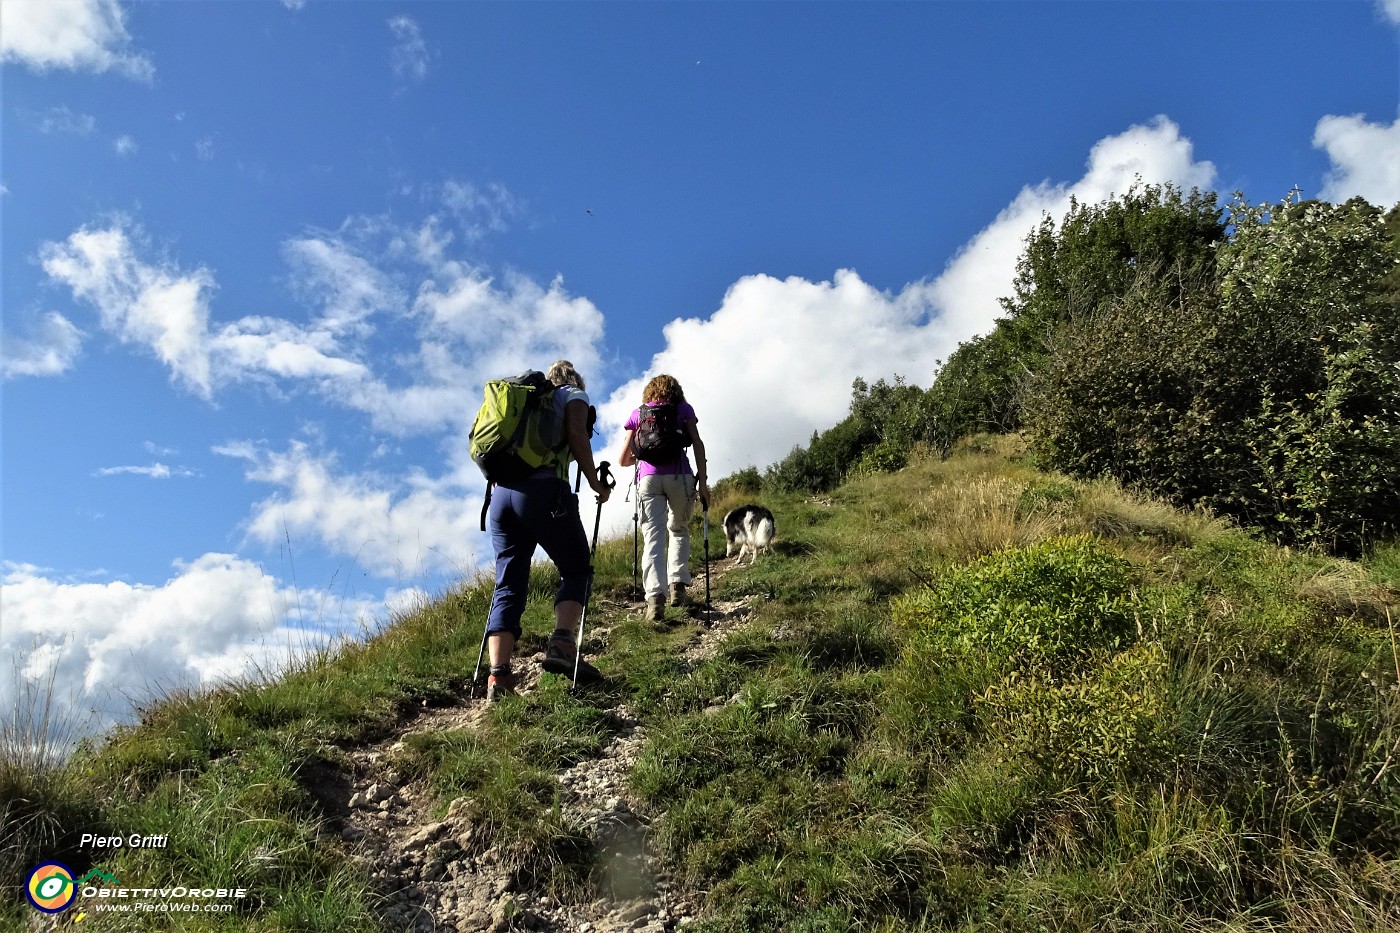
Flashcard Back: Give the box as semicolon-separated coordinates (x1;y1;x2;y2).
7;186;1400;930
766;189;1400;557
6;436;1400;931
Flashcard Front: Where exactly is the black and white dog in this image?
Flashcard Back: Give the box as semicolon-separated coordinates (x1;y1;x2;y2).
723;504;775;565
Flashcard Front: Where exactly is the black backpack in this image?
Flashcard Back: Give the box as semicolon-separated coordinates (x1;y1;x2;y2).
630;402;690;465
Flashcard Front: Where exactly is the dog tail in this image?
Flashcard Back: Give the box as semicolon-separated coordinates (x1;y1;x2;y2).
748;513;775;551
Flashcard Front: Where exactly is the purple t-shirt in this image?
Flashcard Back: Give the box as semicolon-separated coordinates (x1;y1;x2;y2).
625;401;698;477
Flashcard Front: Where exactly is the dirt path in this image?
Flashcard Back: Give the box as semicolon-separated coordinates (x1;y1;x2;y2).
324;559;758;932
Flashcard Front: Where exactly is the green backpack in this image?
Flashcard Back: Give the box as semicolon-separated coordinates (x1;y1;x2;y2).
469;370;568;484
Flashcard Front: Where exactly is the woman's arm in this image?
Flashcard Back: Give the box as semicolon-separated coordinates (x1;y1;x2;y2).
687;420;709;509
617;428;637;468
566;399;611;502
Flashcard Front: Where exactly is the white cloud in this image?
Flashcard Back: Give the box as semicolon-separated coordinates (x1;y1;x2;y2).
214;315;371;382
195;134;215;161
1381;0;1400;26
1314;113;1400;207
281;0;307;9
269;222;606;437
40;221;218;395
388;15;430;82
217;441;485;581
38;224;380;402
1;311;84;378
0;0;154;80
441;180;523;240
36;213;608;438
94;463;196;479
28;105;97;135
114;134;137;155
282;235;404;335
268;228;606;437
414;269;605;386
0;555;388;738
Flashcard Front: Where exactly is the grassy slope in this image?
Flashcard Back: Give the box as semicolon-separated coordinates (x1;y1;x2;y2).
5;436;1400;931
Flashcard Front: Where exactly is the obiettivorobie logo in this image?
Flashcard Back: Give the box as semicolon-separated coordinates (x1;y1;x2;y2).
25;864;119;914
26;862;250;918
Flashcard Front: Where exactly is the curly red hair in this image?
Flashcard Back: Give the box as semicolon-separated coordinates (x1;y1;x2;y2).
642;374;685;404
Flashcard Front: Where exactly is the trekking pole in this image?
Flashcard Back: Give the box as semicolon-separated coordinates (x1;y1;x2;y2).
472;485;495;697
703;503;711;621
631;467;639;596
471;621;490;699
574;461;615;690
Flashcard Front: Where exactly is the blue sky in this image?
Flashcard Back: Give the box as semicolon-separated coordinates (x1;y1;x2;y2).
3;0;1398;738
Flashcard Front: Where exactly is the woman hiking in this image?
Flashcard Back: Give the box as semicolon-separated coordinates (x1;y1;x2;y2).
618;374;709;621
483;360;612;701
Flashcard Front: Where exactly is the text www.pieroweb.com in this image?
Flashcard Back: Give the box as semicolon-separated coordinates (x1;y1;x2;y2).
90;901;236;914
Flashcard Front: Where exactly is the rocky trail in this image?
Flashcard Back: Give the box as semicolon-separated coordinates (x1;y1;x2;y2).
320;559;758;933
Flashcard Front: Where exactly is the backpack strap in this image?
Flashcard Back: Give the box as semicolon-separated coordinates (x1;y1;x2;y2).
480;481;494;532
627;406;643;459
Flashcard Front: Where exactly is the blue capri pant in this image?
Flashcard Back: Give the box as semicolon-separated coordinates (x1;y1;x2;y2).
485;475;592;640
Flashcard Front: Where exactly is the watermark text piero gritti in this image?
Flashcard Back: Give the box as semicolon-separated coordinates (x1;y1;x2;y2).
79;833;169;850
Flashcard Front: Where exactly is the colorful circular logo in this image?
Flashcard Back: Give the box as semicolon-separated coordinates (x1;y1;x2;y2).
26;862;77;913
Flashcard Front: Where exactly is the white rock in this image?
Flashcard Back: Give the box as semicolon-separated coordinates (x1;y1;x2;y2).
365;782;395;803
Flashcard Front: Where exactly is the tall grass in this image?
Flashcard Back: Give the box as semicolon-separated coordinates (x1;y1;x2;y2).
1;649;101;904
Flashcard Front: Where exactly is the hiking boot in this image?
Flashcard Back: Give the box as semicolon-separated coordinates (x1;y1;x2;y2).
485;668;518;703
669;583;688;607
646;593;666;622
541;635;602;683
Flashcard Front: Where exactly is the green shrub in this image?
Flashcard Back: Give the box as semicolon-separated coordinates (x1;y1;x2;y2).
892;535;1139;680
1246;321;1400;555
852;438;908;476
1014;479;1080;519
763;376;943;493
1025;268;1247;513
1028;194;1400;557
714;466;763;499
979;641;1170;783
924;182;1225;451
765;416;876;494
923;327;1036;450
848;376;938;459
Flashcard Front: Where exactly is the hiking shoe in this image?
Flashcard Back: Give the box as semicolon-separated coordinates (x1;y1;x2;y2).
669;583;688;607
646;594;666;622
485;669;519;703
541;636;602;683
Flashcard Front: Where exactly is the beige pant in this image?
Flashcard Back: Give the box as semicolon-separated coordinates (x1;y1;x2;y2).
639;473;697;599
